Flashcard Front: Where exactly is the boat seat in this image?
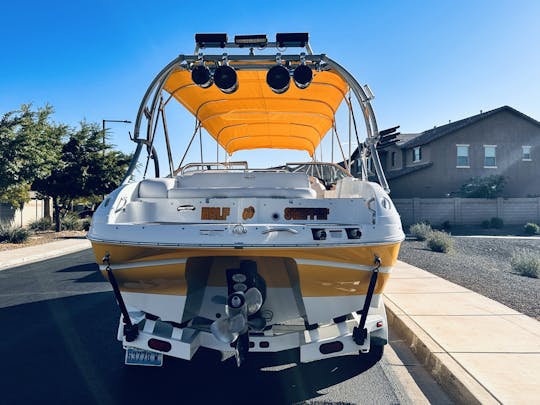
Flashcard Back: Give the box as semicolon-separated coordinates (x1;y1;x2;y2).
168;187;316;199
138;178;175;198
168;171;316;199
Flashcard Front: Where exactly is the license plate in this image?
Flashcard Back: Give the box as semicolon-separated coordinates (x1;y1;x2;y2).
125;347;163;366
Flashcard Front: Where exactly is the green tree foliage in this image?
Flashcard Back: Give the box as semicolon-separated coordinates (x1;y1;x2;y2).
459;175;506;198
0;105;64;207
33;121;131;231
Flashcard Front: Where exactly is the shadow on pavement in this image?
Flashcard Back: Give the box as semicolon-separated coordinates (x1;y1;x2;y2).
57;262;105;283
0;292;381;405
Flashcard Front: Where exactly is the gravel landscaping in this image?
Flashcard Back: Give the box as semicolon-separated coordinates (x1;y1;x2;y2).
398;235;540;320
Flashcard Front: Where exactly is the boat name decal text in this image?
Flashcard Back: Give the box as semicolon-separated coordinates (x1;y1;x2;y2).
201;207;231;220
242;206;255;220
284;207;329;220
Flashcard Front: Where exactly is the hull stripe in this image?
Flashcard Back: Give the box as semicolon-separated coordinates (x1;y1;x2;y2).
99;258;187;271
295;258;391;273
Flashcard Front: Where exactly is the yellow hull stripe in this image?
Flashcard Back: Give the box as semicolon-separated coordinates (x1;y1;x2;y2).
90;242;400;267
92;241;400;297
101;263;187;295
297;264;390;297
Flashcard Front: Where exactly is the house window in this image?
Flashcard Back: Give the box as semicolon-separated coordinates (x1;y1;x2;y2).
456;144;470;167
484;145;497;168
522;145;531;161
391;152;396;167
413;147;422;162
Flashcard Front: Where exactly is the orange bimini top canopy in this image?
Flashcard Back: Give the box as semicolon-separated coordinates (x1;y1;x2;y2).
163;67;349;156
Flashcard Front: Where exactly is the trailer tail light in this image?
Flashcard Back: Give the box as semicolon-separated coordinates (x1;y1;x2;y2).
148;338;172;352
377;321;383;328
319;341;344;355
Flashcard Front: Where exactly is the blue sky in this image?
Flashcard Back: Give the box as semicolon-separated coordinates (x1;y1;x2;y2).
2;0;539;168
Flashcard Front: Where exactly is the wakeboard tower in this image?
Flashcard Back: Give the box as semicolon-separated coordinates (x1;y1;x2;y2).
88;33;404;367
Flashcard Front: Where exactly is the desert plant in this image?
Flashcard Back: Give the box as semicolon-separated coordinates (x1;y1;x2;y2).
441;220;451;232
427;230;453;253
490;217;504;229
409;222;432;241
524;222;540;236
481;219;491;229
61;212;82;231
0;223;30;244
28;217;52;231
511;252;540;278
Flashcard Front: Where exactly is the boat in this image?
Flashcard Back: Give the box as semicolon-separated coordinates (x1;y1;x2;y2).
88;33;405;367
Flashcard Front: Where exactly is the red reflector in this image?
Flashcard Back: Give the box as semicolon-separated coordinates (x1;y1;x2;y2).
259;341;270;348
148;338;171;352
319;341;344;355
376;321;383;328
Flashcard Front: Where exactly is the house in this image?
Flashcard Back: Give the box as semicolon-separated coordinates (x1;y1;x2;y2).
377;106;540;198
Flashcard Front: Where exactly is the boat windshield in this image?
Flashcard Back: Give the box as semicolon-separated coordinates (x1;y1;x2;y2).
285;162;350;189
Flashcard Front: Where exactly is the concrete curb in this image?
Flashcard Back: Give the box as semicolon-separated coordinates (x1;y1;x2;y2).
0;239;92;271
384;298;499;405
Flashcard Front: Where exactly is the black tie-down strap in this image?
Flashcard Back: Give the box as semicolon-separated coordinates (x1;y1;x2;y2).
353;256;381;345
103;253;139;342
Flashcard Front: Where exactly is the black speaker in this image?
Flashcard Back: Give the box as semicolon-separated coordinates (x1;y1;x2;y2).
266;65;290;94
214;65;238;94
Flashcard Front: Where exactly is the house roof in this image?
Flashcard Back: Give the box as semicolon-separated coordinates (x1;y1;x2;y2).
398;106;540;149
385;162;433;180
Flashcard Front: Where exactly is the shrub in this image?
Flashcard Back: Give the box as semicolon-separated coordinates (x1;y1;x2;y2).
427;230;453;253
459;175;505;198
481;219;491;229
524;222;540;236
0;223;30;244
28;217;52;231
81;218;92;231
490;217;504;229
61;212;83;231
409;222;432;241
441;220;451;232
511;252;540;278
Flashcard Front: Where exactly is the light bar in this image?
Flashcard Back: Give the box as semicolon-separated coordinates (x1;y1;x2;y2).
276;32;309;48
234;34;268;48
195;33;228;49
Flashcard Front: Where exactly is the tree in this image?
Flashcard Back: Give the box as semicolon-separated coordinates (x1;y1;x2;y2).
459;175;506;198
0;105;64;208
33;122;131;231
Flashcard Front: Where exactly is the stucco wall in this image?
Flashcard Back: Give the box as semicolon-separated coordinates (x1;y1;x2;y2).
0;199;50;227
394;197;540;226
